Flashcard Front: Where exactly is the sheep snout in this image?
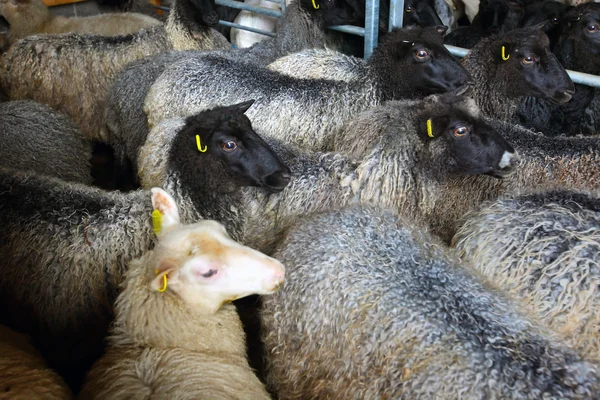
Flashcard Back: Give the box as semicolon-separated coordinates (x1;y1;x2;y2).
263;168;292;192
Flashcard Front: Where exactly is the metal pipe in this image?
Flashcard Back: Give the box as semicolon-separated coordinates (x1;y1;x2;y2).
218;20;277;37
389;0;404;31
446;45;600;88
364;0;380;58
328;25;366;36
215;0;282;17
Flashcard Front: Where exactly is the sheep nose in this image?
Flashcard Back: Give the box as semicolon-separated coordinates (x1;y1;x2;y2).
203;11;219;26
263;261;285;292
264;169;292;192
498;151;519;173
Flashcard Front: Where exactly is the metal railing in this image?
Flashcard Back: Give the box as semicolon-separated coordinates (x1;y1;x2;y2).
156;0;600;88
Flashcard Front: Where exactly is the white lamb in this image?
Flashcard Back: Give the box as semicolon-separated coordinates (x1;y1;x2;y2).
79;188;284;400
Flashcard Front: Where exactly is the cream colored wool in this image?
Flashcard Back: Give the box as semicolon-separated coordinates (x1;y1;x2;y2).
0;0;230;142
0;325;72;399
80;195;281;400
0;0;161;45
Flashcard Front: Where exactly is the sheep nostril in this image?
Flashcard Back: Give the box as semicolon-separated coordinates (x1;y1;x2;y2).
264;169;292;191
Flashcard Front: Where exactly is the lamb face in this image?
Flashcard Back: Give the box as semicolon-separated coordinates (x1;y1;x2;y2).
148;188;285;314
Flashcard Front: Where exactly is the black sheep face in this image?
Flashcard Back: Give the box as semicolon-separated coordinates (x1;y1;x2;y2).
299;0;362;27
177;0;220;29
522;1;572;48
403;0;443;28
477;0;525;35
419;97;519;179
169;101;292;194
371;26;472;99
496;29;575;104
555;3;600;71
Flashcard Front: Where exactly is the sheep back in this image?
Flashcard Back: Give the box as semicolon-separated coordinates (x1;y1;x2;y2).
453;189;600;362
0;100;92;184
262;205;600;399
0;168;154;385
0;325;72;399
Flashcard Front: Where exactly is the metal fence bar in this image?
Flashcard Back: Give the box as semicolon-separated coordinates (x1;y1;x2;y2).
215;0;282;17
388;0;403;32
446;45;600;89
218;20;278;37
364;0;380;58
328;25;366;36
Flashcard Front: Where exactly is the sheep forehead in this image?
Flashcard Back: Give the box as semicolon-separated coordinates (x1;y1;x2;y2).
159;221;234;254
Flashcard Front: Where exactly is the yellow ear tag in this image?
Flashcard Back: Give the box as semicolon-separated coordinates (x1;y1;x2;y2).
155;269;168;292
152;209;163;236
501;46;510;61
426;119;434;138
196;135;207;152
312;0;319;9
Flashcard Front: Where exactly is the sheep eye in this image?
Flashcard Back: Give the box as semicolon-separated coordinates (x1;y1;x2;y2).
453;126;469;137
552;17;559;24
222;141;237;152
414;49;430;62
587;24;599;33
201;269;218;278
521;56;536;65
405;5;413;12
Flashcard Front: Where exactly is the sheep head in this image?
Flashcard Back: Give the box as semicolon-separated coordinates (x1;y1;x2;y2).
492;27;575;104
369;26;472;100
148;188;285;314
167;101;292;194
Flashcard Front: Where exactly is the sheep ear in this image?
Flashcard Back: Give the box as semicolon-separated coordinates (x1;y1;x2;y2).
506;0;524;10
530;20;551;32
497;43;514;63
422;115;448;140
151;188;181;237
231;100;256;114
151;259;181;292
434;25;448;35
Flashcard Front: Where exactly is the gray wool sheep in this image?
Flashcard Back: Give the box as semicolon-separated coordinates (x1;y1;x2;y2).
0;100;92;184
331;98;600;241
104;0;358;169
79;192;283;400
453;189;600;362
462;26;575;121
261;204;600;399
143;26;471;152
0;0;230;143
0;325;72;399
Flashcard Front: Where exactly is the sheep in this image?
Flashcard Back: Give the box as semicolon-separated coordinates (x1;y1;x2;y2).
0;100;92;184
0;101;291;390
141;93;520;249
78;190;283;400
461;26;575;121
0;0;162;45
328;96;600;242
445;0;526;49
261;204;600;399
104;0;361;168
522;0;573;48
0;325;72;399
0;0;231;143
517;3;600;136
143;26;472;152
452;189;600;362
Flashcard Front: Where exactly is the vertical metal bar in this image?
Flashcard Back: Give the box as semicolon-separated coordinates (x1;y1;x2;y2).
363;0;380;59
281;0;285;13
389;0;404;30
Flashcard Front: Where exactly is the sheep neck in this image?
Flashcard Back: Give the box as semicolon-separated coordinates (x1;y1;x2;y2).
165;2;209;51
111;254;248;359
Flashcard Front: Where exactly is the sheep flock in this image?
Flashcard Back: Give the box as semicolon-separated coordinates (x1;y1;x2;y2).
0;0;599;398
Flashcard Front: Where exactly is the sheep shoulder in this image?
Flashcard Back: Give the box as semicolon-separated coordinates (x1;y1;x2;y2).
267;48;367;82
